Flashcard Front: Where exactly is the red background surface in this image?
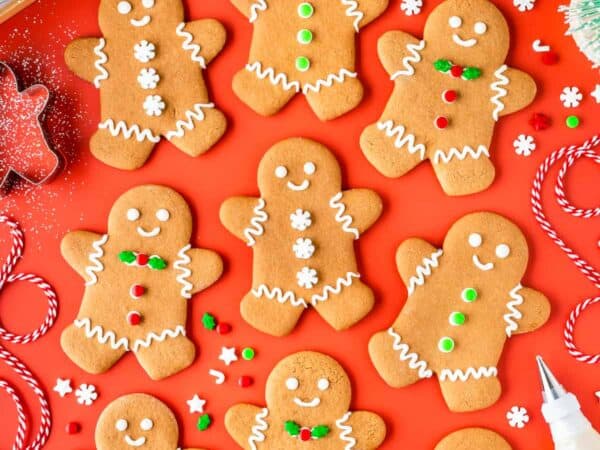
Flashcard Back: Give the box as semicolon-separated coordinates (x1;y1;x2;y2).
0;0;599;448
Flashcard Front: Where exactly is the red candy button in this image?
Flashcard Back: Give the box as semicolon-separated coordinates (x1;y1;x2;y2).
442;89;457;103
300;428;312;441
65;422;80;434
136;253;149;266
216;322;232;335
127;311;142;326
435;116;449;129
238;375;253;388
450;65;463;77
529;113;551;131
130;284;146;299
541;51;559;65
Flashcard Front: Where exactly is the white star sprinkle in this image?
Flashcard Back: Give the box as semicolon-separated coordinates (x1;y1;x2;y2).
53;378;73;397
186;394;207;414
219;347;238;366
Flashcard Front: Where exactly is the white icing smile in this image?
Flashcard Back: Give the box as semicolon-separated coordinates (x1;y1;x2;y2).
287;180;310;191
293;397;321;408
130;16;151;27
124;435;146;447
452;33;477;47
472;254;494;271
137;226;160;237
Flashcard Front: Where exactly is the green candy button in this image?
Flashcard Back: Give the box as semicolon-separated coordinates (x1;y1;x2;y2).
449;311;466;326
461;287;478;302
242;347;255;361
296;56;311;72
298;2;314;18
438;337;455;353
566;115;580;128
297;29;313;45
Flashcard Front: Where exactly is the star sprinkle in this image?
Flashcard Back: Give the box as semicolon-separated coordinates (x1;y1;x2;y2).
53;378;73;398
591;85;600;104
219;347;238;366
187;394;207;414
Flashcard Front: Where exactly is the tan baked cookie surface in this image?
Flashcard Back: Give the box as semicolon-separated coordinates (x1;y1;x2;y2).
232;0;388;120
96;393;206;450
61;185;223;380
220;138;382;336
65;0;227;170
361;0;536;195
435;428;512;450
225;351;386;449
369;212;550;412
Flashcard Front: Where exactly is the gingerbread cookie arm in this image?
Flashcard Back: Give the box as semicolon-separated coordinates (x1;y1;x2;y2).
185;248;224;295
509;286;550;334
339;189;383;234
493;67;537;118
395;238;440;288
61;230;105;280
64;37;103;84
377;31;423;77
182;19;227;65
343;411;387;449
356;0;389;27
230;0;253;18
225;404;266;450
220;196;264;242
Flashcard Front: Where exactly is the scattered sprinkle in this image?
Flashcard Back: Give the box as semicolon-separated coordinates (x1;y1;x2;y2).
513;134;536;157
219;347;238;366
202;312;217;330
507;406;530;428
242;347;256;361
566;115;580;128
197;414;212;431
208;369;225;385
186;394;207;414
560;86;583;108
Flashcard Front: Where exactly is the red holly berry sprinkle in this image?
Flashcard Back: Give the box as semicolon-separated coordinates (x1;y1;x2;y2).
238;375;253;388
130;284;146;298
136;254;149;266
216;322;232;335
450;65;464;77
442;89;457;103
541;51;559;65
127;311;142;326
435;116;449;129
300;428;312;441
529;113;551;131
65;422;80;434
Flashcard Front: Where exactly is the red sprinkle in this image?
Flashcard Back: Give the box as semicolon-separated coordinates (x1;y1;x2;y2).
442;89;457;103
435;116;449;129
136;254;149;266
541;51;559;65
300;428;312;441
216;322;232;335
127;311;142;326
130;284;146;298
238;375;253;388
450;65;464;77
65;422;80;434
529;113;551;131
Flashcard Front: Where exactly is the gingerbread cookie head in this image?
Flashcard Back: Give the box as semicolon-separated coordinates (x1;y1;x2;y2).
107;185;192;250
424;0;510;67
99;0;185;35
95;394;179;450
265;351;351;423
257;138;342;199
435;428;512;450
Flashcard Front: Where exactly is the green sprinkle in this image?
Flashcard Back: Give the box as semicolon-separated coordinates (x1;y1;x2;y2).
119;251;136;264
242;347;256;361
461;287;478;302
148;256;167;270
295;56;310;72
312;425;330;438
434;59;452;72
449;311;466;326
285;421;300;436
297;29;313;45
566;115;580;128
462;67;482;80
202;312;217;330
438;336;455;353
297;2;314;18
197;414;212;431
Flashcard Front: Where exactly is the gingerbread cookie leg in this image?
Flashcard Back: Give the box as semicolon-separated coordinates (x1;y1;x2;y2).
438;373;502;412
313;278;375;330
240;291;305;337
232;67;297;116
90;127;157;171
304;76;364;121
134;334;196;381
61;324;127;374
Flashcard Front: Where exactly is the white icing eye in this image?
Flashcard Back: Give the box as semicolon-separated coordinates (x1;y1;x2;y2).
117;1;132;14
495;244;510;259
275;166;288;179
115;419;128;431
155;209;170;222
127;208;140;221
286;377;299;390
474;21;487;35
304;162;316;175
140;418;153;431
468;233;482;248
142;0;155;8
317;378;330;391
449;16;462;28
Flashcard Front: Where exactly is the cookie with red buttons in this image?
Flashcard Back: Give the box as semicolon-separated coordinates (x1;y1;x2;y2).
435;428;512;450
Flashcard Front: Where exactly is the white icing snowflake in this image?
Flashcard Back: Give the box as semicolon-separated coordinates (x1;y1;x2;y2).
513;134;536;157
507;406;530;428
513;0;535;12
591;85;600;104
143;95;166;116
137;68;160;90
297;266;318;289
134;40;156;63
290;209;312;231
293;238;315;259
560;86;583;108
400;0;423;16
75;384;98;406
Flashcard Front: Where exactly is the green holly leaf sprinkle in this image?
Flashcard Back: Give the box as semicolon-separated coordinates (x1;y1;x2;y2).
202;313;217;330
148;256;167;270
284;421;300;436
434;59;452;72
463;67;482;80
312;425;330;438
197;414;211;431
119;251;136;264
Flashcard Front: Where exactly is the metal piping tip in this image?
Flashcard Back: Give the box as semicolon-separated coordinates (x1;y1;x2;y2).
536;355;566;402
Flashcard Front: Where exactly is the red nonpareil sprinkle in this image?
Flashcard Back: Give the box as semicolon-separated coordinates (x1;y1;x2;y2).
529;113;551;131
238;375;253;388
216;322;232;335
127;311;142;326
541;51;559;65
130;284;146;298
450;65;464;77
65;422;80;434
300;428;312;441
435;116;449;129
442;89;457;103
136;254;149;266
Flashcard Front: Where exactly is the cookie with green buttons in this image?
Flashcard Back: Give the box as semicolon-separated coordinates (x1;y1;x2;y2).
368;212;550;412
231;0;388;120
435;428;512;450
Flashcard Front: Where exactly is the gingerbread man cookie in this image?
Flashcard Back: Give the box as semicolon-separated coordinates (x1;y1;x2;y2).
231;0;388;120
61;185;223;380
435;428;512;450
226;351;386;449
65;0;227;170
96;393;206;450
369;212;550;412
361;0;536;195
220;138;382;336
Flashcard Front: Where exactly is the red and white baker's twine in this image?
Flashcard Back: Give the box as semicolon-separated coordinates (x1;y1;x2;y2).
0;216;58;450
531;135;600;364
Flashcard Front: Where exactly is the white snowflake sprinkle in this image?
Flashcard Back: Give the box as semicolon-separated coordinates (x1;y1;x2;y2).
400;0;423;16
513;134;536;157
507;406;530;428
143;95;165;116
290;209;312;231
513;0;535;12
75;384;98;406
133;40;156;63
137;68;160;90
590;84;600;103
560;86;583;108
297;267;318;289
293;238;315;259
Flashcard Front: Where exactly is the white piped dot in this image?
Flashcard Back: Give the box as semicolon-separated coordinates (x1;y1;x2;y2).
449;16;462;28
275;166;288;178
317;378;330;391
142;0;155;8
496;244;511;259
468;233;482;248
140;418;153;431
286;377;299;390
117;1;132;14
474;21;487;34
155;209;170;222
127;208;140;221
116;419;128;431
304;162;316;175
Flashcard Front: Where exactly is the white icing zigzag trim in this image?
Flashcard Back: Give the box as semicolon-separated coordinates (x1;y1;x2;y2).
99;119;160;143
175;22;207;69
490;64;508;121
131;325;186;352
249;0;268;23
165;102;214;140
248;408;269;450
246;62;301;93
312;272;360;306
74;318;129;351
336;412;357;450
433;145;490;164
252;285;308;308
390;40;426;80
93;38;109;89
387;328;433;379
340;0;364;32
330;192;360;239
174;244;193;299
439;366;498;382
243;198;268;246
84;234;108;286
406;249;443;295
303;69;357;94
377;120;426;160
504;284;524;337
